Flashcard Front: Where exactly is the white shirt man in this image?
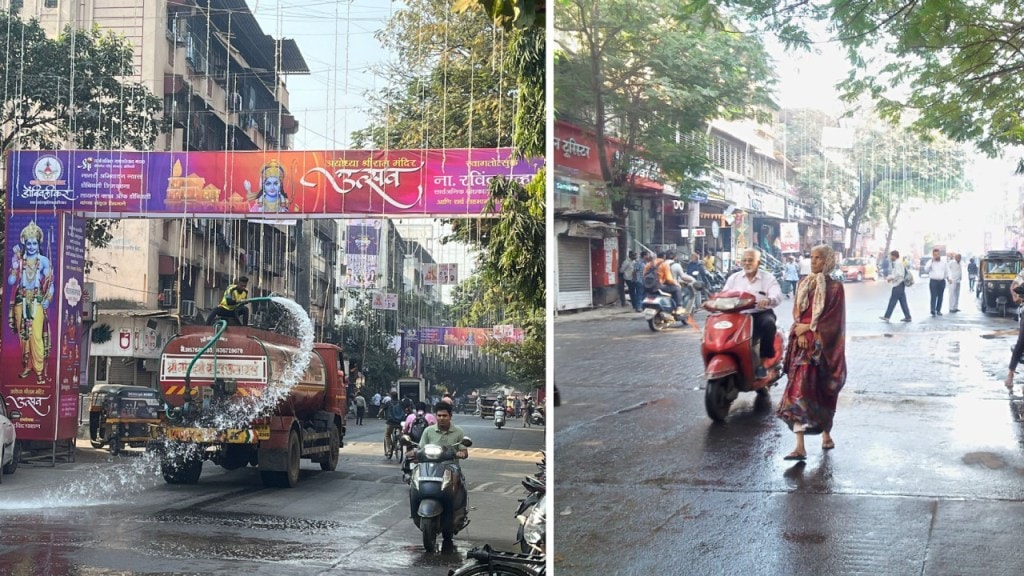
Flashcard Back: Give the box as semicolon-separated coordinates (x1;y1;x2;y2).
924;248;949;315
798;255;812;278
946;253;963;313
723;249;783;377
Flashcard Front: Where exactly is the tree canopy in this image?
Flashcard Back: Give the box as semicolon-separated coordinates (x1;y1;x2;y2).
696;0;1024;156
783;109;966;253
555;0;777;208
0;11;165;251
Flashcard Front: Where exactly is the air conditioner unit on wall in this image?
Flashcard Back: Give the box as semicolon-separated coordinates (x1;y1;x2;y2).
181;300;196;318
161;289;176;308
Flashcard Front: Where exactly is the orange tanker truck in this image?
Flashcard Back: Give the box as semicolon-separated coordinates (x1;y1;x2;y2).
150;325;347;488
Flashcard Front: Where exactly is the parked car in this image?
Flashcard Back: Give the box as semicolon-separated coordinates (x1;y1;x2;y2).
1;399;22;481
839;258;878;282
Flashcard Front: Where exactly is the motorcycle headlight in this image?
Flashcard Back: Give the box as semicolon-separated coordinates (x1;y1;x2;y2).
423;444;444;459
441;467;453;491
522;498;547;551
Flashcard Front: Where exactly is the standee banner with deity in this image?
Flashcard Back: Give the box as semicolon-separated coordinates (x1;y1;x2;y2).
7;149;542;218
1;213;85;442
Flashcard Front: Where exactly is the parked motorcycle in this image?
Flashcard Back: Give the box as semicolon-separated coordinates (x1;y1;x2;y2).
700;290;784;422
642;282;701;332
515;468;546;553
494;406;507;429
405;435;473;553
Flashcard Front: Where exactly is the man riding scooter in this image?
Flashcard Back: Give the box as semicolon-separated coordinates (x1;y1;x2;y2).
644;251;686;314
722;248;783;378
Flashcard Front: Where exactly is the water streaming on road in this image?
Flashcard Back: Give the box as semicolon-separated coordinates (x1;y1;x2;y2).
10;297;315;509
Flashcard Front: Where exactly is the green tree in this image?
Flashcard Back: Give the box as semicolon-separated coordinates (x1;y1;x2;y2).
351;0;514;150
783;109;966;254
700;1;1024;157
555;0;776;228
0;11;166;250
338;290;401;396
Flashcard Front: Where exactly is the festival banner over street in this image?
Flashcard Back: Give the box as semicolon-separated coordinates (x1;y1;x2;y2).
3;148;540;444
6;149;542;218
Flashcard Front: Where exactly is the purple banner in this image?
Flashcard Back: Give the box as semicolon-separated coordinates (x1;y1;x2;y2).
7;149;542;218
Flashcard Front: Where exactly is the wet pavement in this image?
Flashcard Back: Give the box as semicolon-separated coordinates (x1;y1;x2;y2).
554;280;1024;575
0;414;545;575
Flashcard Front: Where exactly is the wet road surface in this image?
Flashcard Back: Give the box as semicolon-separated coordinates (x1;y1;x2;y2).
554;280;1024;575
0;414;544;575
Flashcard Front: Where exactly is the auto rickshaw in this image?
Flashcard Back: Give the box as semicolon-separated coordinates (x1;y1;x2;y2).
87;384;162;455
976;250;1024;316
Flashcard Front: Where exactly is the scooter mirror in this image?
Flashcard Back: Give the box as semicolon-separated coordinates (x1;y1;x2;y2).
461;437;473;448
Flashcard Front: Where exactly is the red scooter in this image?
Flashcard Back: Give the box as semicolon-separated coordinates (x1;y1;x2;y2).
700;290;784;422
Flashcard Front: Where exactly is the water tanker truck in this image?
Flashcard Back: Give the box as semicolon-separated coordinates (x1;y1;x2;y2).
150;324;347;488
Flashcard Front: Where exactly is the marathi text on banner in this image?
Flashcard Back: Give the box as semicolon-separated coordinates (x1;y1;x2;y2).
9;149;543;218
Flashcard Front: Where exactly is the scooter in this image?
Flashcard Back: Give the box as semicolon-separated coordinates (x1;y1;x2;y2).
527;404;545;426
642;282;701;332
494;406;507;429
700;290;784;422
405;435;473;553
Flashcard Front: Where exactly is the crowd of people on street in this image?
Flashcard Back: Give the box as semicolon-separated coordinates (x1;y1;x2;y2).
880;248;969;322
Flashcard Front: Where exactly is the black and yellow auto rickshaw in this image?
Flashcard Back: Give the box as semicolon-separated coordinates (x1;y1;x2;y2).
976;250;1024;316
87;384;161;455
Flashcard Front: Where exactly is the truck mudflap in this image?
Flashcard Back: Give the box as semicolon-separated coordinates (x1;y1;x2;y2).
155;424;270;444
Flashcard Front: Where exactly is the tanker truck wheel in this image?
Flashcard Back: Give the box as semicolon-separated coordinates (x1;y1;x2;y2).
319;426;339;471
162;451;203;484
261;429;302;488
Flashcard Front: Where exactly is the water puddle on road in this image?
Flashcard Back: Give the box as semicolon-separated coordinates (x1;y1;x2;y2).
7;297;314;510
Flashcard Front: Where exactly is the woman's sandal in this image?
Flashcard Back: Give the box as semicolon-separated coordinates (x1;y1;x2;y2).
783;451;806;461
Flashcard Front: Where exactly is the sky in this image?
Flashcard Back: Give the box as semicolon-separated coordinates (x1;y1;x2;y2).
249;0;397;150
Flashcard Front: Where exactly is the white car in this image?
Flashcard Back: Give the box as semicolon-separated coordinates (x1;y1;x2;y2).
1;399;21;482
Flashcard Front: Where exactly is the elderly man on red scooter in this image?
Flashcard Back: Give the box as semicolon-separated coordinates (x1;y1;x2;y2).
722;248;784;379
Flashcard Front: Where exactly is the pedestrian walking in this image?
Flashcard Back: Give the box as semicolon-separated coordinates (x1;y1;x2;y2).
619;251;635;307
354;392;366;425
782;256;799;298
633;252;650;311
777;244;847;460
924;248;948;316
1005;266;1024;393
798;252;811;281
967;257;979;292
879;250;912;322
371;391;381;418
947;252;962;312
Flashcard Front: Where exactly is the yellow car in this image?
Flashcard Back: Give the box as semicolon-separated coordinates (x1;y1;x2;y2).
839;258;878;282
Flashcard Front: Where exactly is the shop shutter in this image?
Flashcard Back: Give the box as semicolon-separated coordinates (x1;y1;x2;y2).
557;236;592;310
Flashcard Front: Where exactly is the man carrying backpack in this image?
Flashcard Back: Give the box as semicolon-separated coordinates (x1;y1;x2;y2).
401;402;438;481
643;251;685;314
880;250;912;323
403;402;438;443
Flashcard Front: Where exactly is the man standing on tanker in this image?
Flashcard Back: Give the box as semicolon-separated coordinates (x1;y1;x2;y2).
722;248;783;379
207;276;250;326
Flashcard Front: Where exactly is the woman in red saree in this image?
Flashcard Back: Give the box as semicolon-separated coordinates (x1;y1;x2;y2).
777;244;847;460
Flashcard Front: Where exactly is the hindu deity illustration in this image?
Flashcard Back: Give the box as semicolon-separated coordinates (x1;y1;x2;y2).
7;220;54;383
244;159;291;213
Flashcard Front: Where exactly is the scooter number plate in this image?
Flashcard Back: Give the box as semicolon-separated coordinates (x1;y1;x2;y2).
712;320;733;330
643;309;657;320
